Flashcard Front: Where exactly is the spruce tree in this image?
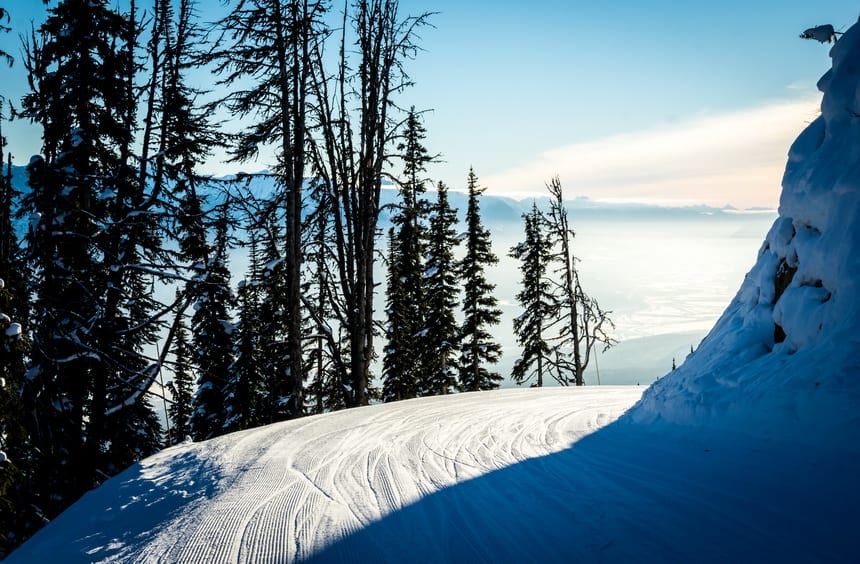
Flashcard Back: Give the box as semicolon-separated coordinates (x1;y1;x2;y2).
189;206;236;440
510;203;557;387
422;182;461;395
382;107;433;400
224;271;263;433
0;123;38;554
166;310;194;446
209;0;327;420
458;169;503;391
382;228;415;401
19;0;163;519
302;184;345;413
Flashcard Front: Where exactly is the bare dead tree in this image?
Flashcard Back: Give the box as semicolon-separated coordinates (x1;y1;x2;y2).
545;176;616;386
307;0;432;407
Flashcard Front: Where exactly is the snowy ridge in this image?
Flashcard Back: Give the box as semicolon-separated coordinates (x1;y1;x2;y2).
631;22;860;449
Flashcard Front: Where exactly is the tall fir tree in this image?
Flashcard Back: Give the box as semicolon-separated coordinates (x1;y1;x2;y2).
382;228;415;401
382;107;433;400
166;312;195;446
510;203;557;387
0;117;40;555
189;206;236;440
209;0;327;420
224;246;264;433
458;169;503;391
422;181;461;395
18;0;162;520
301;185;346;413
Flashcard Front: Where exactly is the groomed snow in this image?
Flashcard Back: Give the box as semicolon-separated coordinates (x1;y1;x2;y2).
7;388;643;562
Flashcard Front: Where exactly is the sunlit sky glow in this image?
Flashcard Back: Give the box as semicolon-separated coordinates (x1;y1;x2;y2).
0;1;857;208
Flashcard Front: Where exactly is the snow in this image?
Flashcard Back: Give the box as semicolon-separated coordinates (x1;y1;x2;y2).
6;388;642;562
5;322;22;337
8;18;860;564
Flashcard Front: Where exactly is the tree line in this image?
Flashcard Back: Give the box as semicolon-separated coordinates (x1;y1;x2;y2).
0;1;614;555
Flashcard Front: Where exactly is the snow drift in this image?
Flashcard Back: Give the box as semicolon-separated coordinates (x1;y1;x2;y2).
632;22;860;452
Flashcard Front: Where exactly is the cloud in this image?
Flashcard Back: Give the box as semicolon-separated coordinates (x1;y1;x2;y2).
483;96;822;208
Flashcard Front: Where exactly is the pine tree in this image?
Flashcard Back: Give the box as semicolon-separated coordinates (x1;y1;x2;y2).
382;228;415;401
0;118;39;555
209;0;327;420
510;203;557;387
166;310;194;446
302;183;345;413
458;169;503;391
382;107;433;400
189;206;236;440
422;181;461;395
19;0;163;519
224;266;263;433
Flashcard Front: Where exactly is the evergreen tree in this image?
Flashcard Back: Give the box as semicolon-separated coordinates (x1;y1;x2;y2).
382;107;433;401
458;169;503;391
382;228;415;401
422;181;461;395
510;203;557;387
302;186;346;413
0;119;39;555
19;0;162;520
209;0;327;420
189;206;236;440
254;209;295;422
166;310;194;446
224;269;263;433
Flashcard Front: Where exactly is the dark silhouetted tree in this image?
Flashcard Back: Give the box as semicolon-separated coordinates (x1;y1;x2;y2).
458;169;502;391
510;203;557;387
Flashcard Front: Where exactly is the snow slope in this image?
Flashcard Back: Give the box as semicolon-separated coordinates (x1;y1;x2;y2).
6;388;643;562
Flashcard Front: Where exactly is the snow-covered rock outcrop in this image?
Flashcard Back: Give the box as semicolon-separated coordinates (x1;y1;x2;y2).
632;21;860;448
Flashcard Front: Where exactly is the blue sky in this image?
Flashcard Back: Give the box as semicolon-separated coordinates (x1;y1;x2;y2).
0;1;857;208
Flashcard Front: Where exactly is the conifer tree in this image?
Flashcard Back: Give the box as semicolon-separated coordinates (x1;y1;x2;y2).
224;265;263;433
458;169;503;391
382;107;433;400
166;309;194;446
382;228;415;401
0;119;38;555
19;0;163;519
189;206;236;440
422;181;461;395
209;0;326;420
510;203;557;387
301;186;346;413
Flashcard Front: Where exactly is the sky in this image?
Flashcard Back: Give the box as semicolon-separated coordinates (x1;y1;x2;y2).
0;1;857;208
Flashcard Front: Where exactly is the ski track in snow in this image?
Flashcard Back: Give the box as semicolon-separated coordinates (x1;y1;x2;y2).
34;387;641;563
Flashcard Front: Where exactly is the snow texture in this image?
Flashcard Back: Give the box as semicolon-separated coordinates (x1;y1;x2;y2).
6;388;642;562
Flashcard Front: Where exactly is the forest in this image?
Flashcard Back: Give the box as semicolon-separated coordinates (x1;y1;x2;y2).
0;1;613;555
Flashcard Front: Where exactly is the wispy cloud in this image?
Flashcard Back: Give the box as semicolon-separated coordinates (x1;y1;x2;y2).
483;96;822;209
